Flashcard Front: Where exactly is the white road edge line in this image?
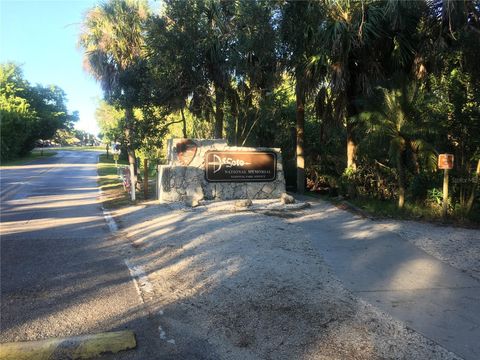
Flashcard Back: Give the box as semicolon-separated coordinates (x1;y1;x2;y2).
97;164;174;347
124;259;154;294
97;181;153;305
98;188;118;233
124;260;145;304
102;208;118;233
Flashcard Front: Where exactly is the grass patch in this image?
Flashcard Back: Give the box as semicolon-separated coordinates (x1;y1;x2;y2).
97;154;131;209
348;197;479;226
97;154;157;209
0;150;56;167
348;197;438;220
303;191;479;227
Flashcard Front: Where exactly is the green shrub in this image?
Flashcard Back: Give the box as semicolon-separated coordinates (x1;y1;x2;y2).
410;172;441;201
427;188;443;206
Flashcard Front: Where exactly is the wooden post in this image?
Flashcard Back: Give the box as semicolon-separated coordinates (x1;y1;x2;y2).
143;158;148;200
438;153;454;218
130;163;136;201
442;168;449;218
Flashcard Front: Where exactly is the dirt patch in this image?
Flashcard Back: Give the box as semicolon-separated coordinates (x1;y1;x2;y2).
113;202;461;359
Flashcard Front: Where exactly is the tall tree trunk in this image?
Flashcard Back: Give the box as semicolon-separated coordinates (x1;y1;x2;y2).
345;70;358;171
295;73;306;194
143;158;148;200
346;134;357;199
124;107;136;201
233;99;239;146
226;89;239;145
397;147;406;209
214;86;224;139
346;128;357;170
406;139;420;174
345;102;357;171
180;108;187;138
466;173;478;214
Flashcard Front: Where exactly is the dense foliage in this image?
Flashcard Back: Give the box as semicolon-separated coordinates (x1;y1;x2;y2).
81;0;479;218
0;63;77;161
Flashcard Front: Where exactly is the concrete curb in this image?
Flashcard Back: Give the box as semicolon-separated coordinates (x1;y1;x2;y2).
0;330;136;360
339;200;374;219
290;192;374;219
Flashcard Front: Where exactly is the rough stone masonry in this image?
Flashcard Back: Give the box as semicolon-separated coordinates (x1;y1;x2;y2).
157;139;286;203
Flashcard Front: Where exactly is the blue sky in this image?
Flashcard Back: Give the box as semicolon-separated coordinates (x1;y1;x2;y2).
1;0;107;135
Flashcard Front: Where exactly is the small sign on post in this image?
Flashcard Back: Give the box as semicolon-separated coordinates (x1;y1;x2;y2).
438;153;454;218
438;154;454;170
113;147;121;168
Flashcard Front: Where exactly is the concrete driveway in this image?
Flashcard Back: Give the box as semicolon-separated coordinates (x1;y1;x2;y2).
291;196;480;360
0;151;159;359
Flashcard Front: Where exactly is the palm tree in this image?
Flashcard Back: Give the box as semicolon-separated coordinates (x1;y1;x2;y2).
79;0;149;200
146;11;197;138
319;1;387;172
366;78;435;208
202;0;235;139
316;0;424;172
228;0;280;146
148;0;234;139
280;1;325;194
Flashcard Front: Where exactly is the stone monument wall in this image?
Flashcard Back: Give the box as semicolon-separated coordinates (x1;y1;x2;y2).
157;139;286;203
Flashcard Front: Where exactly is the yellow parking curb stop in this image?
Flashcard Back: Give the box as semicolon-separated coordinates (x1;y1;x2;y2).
0;330;136;360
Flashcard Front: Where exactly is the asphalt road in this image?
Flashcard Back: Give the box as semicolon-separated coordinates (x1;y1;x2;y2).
0;151;160;359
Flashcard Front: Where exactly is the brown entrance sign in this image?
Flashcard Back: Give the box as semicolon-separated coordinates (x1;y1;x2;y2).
438;154;454;170
205;151;277;182
176;139;198;166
